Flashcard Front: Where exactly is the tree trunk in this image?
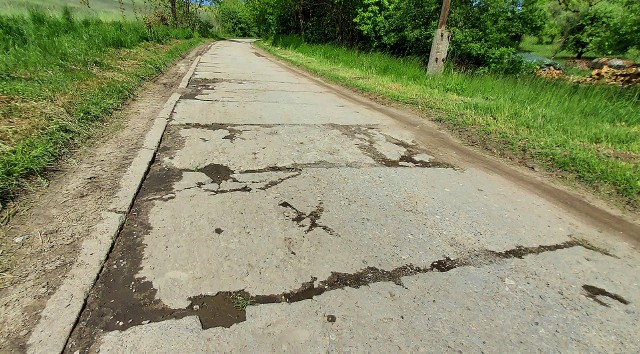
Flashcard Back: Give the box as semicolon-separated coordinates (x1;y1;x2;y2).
298;0;305;38
185;0;190;27
169;0;178;26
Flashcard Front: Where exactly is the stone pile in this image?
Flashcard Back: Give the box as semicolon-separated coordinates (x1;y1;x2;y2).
579;58;640;85
535;66;564;79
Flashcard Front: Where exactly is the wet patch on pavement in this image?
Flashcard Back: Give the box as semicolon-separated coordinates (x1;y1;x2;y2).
172;123;247;141
188;291;249;329
332;124;456;169
199;163;235;185
68;104;612;353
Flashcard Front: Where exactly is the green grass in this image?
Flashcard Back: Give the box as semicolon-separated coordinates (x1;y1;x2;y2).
232;293;253;310
0;0;138;19
258;38;640;210
0;9;206;200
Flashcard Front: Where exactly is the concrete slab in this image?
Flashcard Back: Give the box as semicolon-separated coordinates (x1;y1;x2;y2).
62;39;640;354
171;100;391;125
136;166;585;309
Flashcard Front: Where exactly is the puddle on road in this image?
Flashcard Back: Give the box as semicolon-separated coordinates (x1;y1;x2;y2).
188;292;249;329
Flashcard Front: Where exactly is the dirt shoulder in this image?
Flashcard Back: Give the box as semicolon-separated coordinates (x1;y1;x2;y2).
0;43;210;352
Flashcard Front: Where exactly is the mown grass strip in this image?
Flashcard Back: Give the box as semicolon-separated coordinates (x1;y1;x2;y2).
257;40;640;210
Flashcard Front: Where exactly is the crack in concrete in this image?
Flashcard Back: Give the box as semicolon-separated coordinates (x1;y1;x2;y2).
167;123;456;170
183;98;329;105
330;124;457;169
66;138;619;352
257;173;301;191
182;77;311;101
279;201;339;236
67;236;621;354
139;161;304;202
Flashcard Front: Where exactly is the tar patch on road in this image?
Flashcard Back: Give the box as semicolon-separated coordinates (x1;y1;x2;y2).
181;78;224;100
65;220;623;354
279;201;339;236
582;285;630;307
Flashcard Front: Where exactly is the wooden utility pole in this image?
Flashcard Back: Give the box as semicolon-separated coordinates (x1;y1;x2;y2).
427;0;452;75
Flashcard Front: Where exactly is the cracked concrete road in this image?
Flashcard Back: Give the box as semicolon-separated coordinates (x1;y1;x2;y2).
64;40;640;353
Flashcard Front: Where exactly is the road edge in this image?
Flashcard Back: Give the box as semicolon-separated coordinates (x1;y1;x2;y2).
252;42;640;246
25;46;207;354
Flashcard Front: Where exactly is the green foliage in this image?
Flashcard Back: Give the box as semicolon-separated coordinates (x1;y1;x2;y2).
249;0;640;68
551;0;639;58
216;0;256;37
0;0;138;19
249;0;549;71
247;0;364;44
231;293;253;310
0;7;195;79
352;0;550;72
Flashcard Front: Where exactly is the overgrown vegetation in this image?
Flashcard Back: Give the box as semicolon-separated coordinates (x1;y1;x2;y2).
544;0;640;59
212;0;256;37
0;7;209;200
241;0;640;71
258;39;640;209
243;0;536;71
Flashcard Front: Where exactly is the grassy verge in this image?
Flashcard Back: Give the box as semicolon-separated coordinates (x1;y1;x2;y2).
257;39;640;211
0;10;206;200
0;0;138;19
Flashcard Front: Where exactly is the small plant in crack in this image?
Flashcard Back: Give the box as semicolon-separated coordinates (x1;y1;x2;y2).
232;293;253;310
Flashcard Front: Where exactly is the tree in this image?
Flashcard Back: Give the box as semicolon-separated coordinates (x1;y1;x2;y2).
216;0;256;36
551;0;637;58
